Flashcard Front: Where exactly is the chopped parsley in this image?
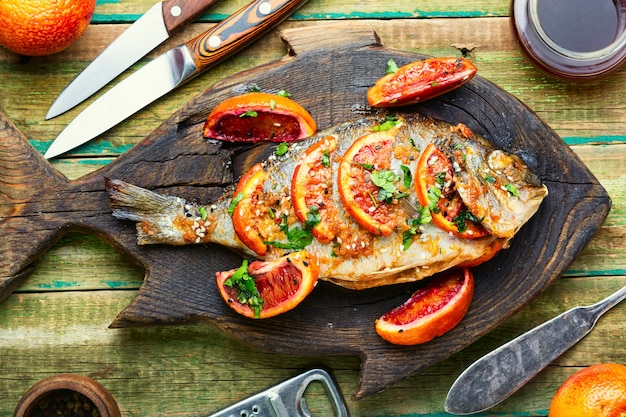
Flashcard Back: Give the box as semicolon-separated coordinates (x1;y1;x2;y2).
386;58;400;74
248;85;261;92
453;210;483;234
401;165;412;189
270;99;276;111
505;183;519;197
277;89;290;97
372;114;400;131
227;192;245;215
275;142;289;156
371;169;409;204
484;174;496;183
198;206;208;220
240;110;258;118
264;210;320;251
224;260;264;318
402;206;432;250
321;150;330;167
427;186;442;213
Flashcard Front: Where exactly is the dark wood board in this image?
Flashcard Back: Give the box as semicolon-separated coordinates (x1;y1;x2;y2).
0;24;611;398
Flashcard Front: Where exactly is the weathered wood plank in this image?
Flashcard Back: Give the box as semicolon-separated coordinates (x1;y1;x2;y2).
0;277;623;416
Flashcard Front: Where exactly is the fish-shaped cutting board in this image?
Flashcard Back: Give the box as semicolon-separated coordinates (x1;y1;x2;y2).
0;24;611;398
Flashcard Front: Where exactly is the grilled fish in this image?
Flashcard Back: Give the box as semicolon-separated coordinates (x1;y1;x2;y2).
106;111;548;289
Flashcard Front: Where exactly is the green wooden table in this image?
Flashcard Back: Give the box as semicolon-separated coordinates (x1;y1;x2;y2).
1;0;625;415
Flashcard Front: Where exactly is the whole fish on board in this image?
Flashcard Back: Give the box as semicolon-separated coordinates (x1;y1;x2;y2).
0;25;611;398
106;111;548;290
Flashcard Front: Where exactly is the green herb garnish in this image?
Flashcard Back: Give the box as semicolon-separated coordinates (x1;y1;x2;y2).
401;165;412;189
386;58;400;74
371;169;404;203
275;142;289;156
372;114;399;132
277;89;290;97
198;206;208;220
505;183;519;197
402;207;433;250
224;260;264;318
453;210;483;234
484;174;496;183
240;110;258;118
228;192;245;215
264;212;319;251
321;150;330;167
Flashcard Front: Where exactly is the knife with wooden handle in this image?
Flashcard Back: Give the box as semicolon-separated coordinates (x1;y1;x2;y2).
46;0;225;120
45;0;308;159
444;285;626;415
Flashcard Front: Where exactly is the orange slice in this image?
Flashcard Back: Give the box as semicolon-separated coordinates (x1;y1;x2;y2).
337;130;397;236
415;143;488;239
291;136;338;243
368;58;477;107
231;163;269;256
203;92;317;143
216;251;319;319
375;268;474;345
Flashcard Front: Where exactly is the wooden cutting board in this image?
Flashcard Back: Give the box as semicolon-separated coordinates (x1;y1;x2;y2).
0;24;611;398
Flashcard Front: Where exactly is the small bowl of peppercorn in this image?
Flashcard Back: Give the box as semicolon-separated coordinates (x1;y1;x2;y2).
13;374;121;417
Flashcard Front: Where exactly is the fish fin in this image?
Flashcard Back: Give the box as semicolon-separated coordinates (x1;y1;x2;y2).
105;178;191;245
0;112;71;303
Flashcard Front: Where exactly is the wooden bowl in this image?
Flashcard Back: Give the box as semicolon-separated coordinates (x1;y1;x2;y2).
13;374;120;417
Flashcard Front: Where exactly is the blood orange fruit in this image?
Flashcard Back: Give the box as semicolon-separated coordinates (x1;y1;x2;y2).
549;363;626;417
203;92;316;143
375;268;474;345
216;251;319;319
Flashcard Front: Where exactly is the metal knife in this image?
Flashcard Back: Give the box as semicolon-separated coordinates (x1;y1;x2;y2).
44;0;308;159
444;285;626;415
46;0;225;120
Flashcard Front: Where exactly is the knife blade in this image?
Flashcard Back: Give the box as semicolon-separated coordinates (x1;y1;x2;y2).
44;0;308;159
46;0;224;120
444;285;626;415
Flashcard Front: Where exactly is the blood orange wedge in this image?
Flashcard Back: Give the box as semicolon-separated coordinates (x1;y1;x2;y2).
337;130;398;236
216;251;319;319
367;58;477;107
415;143;488;239
375;268;474;345
230;163;270;256
203;92;317;143
291;136;338;243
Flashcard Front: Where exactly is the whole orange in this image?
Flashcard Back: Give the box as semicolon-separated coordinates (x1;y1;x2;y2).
549;363;626;417
0;0;96;56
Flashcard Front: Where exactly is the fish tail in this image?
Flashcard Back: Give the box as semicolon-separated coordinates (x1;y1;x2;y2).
105;178;206;246
0;112;71;302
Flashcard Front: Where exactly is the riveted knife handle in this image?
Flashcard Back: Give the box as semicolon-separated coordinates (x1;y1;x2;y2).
184;0;307;73
161;0;224;34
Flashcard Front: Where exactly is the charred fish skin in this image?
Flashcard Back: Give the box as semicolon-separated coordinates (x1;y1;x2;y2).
106;111;548;289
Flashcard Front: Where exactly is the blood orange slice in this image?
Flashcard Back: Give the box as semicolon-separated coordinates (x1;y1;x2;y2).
337;130;398;236
367;58;477;107
415;143;488;239
375;268;474;345
216;251;319;319
230;163;270;256
291;136;338;243
203;92;317;143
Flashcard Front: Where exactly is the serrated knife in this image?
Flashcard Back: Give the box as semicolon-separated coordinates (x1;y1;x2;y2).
44;0;308;159
444;285;626;415
46;0;225;120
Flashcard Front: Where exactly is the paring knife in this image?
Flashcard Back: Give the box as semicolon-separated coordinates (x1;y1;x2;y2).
46;0;225;120
44;0;308;159
445;285;626;415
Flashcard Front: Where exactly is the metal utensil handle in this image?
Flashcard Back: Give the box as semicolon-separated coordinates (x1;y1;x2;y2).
586;285;626;318
277;369;349;417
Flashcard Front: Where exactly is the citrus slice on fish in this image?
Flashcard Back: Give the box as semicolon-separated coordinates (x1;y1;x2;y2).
203;92;317;143
375;268;474;345
415;143;488;239
216;251;319;319
231;163;270;256
291;136;338;243
367;58;477;107
338;130;398;236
